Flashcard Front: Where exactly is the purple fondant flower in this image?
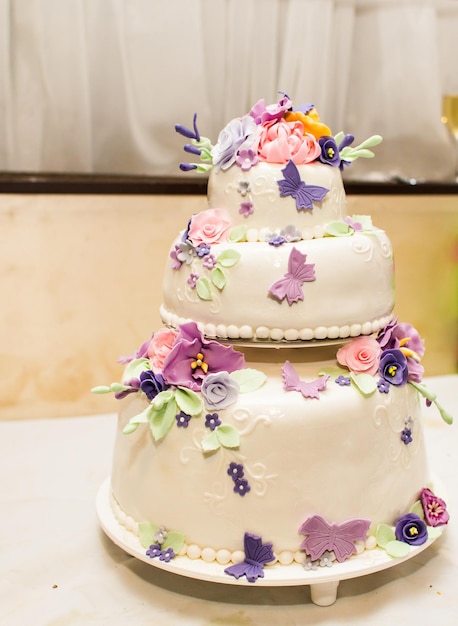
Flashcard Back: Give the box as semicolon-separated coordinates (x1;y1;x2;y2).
335;375;351;386
175;240;196;265
146;544;162;559
162;322;245;391
337;134;355;170
187;273;199;289
236;148;259;170
195;243;211;257
211;115;258;170
420;488;450;527
237;180;251;197
377;319;425;383
248;94;292;125
379;349;409;386
395;513;428;546
234;478;251;496
205;412;221;431
176;411;191;428
401;427;413;445
227;462;244;480
318;136;341;166
170;245;184;270
203;253;217;269
139;370;169;401
159;547;175;562
201;371;240;410
268;235;286;247
377;379;390;394
239;201;254;217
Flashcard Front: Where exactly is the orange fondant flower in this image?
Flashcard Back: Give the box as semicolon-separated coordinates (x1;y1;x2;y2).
285;108;331;140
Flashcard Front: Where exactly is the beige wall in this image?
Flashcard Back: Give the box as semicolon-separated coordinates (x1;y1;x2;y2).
1;192;457;420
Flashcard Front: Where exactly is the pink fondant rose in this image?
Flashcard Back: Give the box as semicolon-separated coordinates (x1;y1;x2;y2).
257;119;321;164
147;328;178;374
337;336;382;376
187;208;231;246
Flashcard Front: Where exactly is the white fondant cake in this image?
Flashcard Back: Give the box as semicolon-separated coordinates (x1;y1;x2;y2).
95;96;451;590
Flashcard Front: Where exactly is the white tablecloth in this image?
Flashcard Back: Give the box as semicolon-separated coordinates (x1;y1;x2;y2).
1;375;457;625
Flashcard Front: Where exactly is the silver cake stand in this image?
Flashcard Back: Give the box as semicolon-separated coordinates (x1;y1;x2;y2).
96;479;444;606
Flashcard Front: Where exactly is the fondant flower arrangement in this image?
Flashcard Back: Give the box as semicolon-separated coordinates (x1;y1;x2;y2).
175;93;382;174
374;486;449;558
330;318;453;425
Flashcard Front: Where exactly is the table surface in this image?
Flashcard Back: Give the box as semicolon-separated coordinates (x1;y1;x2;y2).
1;375;457;625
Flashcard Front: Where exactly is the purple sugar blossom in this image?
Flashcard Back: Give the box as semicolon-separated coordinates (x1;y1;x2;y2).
234;478;251;496
161;322;245;391
401;427;413;445
239;201;254;217
268;235;286;247
139;370;169;401
379;349;409;386
318;136;341;167
227;462;244;480
203;254;217;269
205;412;221;431
335;375;351;386
377;379;390;394
187;273;199;289
176;411;191;428
395;513;428;546
195;243;211;257
159;547;176;562
236;148;259;170
146;544;162;558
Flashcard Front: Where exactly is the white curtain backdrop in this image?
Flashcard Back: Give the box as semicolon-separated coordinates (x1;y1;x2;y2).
0;0;457;181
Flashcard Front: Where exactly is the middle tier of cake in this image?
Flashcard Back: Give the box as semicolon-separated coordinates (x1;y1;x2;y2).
161;229;395;341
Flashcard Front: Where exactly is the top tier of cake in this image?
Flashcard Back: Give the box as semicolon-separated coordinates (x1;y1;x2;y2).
163;96;390;341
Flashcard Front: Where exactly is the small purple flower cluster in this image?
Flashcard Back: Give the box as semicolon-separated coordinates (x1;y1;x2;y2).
227;462;251;497
145;544;176;562
176;411;191;428
205;412;221;431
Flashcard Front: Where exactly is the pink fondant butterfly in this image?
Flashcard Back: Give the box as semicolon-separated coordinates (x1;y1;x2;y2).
268;247;315;306
282;361;329;399
299;514;371;563
277;160;329;210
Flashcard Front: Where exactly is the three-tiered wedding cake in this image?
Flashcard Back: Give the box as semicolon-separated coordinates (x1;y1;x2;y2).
95;95;451;592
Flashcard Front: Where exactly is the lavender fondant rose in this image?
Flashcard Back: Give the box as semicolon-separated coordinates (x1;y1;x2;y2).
378;349;409;386
201;371;240;410
395;513;428;546
187;208;231;247
336;336;382;376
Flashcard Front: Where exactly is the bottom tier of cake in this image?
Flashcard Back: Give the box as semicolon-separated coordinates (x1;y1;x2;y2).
110;343;430;563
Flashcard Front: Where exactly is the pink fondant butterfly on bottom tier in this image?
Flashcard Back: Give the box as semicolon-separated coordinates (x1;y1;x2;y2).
299;514;371;563
282;361;330;399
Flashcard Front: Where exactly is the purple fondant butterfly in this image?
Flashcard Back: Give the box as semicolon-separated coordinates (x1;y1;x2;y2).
268;247;315;306
299;514;371;563
224;532;275;583
277;160;329;210
282;361;330;399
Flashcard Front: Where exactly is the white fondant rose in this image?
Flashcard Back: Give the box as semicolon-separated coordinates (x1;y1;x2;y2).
336;336;382;376
201;372;240;410
188;208;231;246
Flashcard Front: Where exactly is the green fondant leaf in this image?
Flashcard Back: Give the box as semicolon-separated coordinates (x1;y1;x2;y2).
230;368;266;393
138;522;158;548
122;403;153;434
196;276;213;301
229;225;247;243
216;249;241;268
385;540;410;558
211;266;226;290
163;531;186;553
123;358;151;381
409;500;425;519
318;367;345;379
201;430;220;452
91;385;113;394
376;523;396;549
175;386;203;416
409;382;453;425
350;372;377;396
215;424;240;449
150;394;178;441
324;221;352;237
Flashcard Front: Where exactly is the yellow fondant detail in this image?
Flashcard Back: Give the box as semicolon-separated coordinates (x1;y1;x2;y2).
191;353;208;373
